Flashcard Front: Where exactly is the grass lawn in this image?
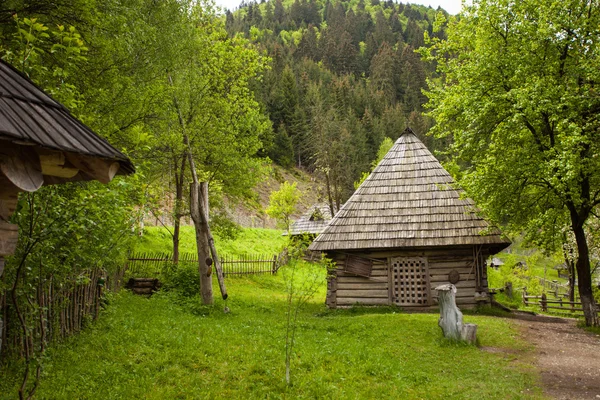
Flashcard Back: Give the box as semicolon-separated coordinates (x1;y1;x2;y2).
1;262;543;399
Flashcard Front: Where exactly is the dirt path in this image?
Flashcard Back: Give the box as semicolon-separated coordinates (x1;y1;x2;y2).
513;315;600;399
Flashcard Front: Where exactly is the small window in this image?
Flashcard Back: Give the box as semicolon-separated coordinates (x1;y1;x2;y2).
344;254;373;278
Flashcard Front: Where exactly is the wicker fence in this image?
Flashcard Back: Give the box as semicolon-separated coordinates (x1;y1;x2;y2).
126;251;286;277
0;266;125;361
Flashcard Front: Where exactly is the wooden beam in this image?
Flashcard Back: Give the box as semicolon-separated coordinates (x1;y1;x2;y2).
39;151;79;178
65;154;120;184
0;147;43;192
0;221;19;256
0;183;19;222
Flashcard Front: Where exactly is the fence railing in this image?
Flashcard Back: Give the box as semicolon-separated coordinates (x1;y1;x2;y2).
537;277;571;298
522;290;584;315
126;251;286;277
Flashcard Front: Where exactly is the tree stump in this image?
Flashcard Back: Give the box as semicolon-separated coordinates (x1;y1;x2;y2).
436;284;477;344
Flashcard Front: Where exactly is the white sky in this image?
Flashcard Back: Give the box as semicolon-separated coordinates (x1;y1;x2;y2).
214;0;463;15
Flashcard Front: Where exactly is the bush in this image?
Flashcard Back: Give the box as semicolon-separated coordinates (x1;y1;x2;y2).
211;213;242;241
162;263;200;298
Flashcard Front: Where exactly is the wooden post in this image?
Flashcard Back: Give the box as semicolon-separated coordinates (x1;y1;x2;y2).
435;284;477;344
505;282;513;299
522;287;527;306
541;293;547;312
272;255;278;274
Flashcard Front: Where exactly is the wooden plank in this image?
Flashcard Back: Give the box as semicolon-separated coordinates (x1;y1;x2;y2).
337;276;388;283
429;277;478;287
337;269;387;278
428;267;473;275
337;282;388;290
336;289;388;298
364;249;473;259
429;280;477;290
0;221;18;256
336;297;390;306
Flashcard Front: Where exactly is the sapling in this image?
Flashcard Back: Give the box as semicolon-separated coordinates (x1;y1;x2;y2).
282;239;326;385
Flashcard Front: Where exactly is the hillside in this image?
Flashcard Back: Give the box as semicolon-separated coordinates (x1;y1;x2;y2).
228;165;324;228
225;0;451;210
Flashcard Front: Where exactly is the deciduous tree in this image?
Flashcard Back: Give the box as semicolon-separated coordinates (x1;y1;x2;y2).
422;0;600;326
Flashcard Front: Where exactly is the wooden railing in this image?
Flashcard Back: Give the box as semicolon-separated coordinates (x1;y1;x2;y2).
522;290;584;315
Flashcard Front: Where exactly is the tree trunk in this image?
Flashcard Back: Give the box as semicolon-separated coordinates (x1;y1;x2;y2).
324;171;335;218
190;182;213;304
436;284;477;344
172;155;186;264
568;258;576;304
200;183;228;300
570;212;599;326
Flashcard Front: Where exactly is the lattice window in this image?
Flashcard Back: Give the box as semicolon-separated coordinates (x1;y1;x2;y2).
391;257;429;306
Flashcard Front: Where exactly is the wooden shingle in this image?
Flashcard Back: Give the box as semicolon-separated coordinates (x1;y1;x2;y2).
309;128;510;252
289;203;334;236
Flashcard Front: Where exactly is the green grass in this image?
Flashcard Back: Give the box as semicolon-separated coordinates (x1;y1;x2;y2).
135;226;287;257
1;262;543;399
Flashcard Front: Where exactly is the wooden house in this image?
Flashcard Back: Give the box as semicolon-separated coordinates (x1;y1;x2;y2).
289;203;334;237
0;60;135;277
489;257;504;270
308;128;510;309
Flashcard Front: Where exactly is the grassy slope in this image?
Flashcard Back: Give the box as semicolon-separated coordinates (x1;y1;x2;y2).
134;226;287;257
3;268;542;399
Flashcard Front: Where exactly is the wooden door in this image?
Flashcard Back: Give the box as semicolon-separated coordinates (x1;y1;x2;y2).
390;257;430;306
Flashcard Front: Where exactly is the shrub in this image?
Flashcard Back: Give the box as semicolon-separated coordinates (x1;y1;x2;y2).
162;263;200;298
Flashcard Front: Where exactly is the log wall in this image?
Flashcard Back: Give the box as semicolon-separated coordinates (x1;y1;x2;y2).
326;246;492;309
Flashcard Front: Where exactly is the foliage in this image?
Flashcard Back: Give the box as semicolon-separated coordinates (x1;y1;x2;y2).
282;257;325;384
0;277;543;399
354;135;394;188
161;263;200;298
0;180;139;395
422;0;600;325
210;213;243;242
266;181;302;233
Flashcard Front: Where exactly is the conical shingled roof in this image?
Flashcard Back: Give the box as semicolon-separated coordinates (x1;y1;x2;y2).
309;128;510;252
289;203;334;236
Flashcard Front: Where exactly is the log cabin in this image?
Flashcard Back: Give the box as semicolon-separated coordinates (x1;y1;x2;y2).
0;59;135;278
308;128;510;309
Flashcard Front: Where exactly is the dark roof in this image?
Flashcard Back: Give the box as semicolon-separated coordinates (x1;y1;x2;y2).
0;60;134;174
309;128;510;252
289;203;334;235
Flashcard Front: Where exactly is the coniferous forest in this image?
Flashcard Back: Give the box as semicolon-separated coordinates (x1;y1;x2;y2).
226;0;448;206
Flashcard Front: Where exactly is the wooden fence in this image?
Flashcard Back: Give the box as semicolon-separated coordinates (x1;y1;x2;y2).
522;289;584;315
537;277;571;298
126;251;286;277
0;266;125;361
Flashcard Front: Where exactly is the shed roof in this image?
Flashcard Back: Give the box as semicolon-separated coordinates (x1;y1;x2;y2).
309;128;510;252
289;203;334;236
0;60;134;175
